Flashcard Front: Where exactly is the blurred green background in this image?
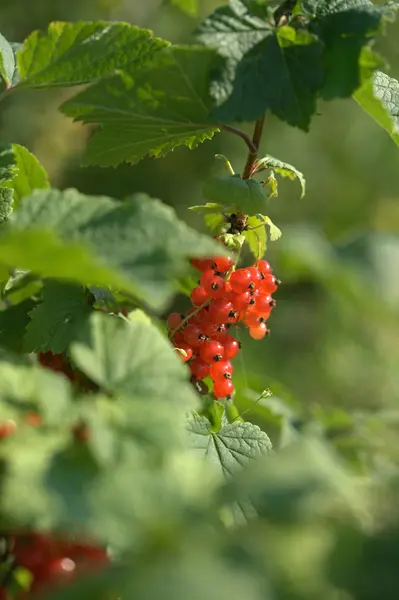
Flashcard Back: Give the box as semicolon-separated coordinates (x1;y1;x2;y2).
1;0;398;459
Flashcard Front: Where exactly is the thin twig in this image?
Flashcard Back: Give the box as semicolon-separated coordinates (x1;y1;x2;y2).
221;124;257;154
242;115;265;180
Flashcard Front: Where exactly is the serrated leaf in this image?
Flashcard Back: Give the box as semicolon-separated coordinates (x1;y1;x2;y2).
0;299;37;353
2;188;224;310
24;281;92;354
0;144;49;220
243;215;267;259
301;0;394;99
0;33;15;87
187;413;272;476
61;46;221;167
256;155;306;199
197;1;323;128
71;311;197;407
204;175;268;214
17;21;166;88
354;69;399;145
168;0;199;16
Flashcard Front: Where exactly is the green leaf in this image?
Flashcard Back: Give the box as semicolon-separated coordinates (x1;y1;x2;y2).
61;46;221;167
24;281;92;354
0;299;37;353
17;21;166;88
256;155;306;199
301;0;394;99
0;143;49;219
0;33;16;87
71;311;198;407
168;0;199;16
187;413;272;476
243;215;267;259
204;175;268;214
189;203;223;212
197;1;323;128
354;70;399;145
2;188;223;310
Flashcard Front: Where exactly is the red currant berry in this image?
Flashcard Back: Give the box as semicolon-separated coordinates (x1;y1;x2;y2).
183;324;207;347
167;312;184;329
213;379;234;399
213;324;230;340
212;256;234;273
252;294;274;314
218;335;240;359
200;340;225;363
172;331;185;346
202;321;219;337
190;258;213;272
0;420;16;439
175;343;193;362
247;267;262;284
260;274;280;295
190;286;209;306
229;269;254;293
25;412;43;427
249;322;270;340
257;260;272;275
244;311;268;328
208;298;236;324
190;358;210;380
209;360;233;381
200;270;226;299
230;291;253;312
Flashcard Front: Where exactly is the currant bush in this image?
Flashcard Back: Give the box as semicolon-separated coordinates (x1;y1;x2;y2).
168;241;279;399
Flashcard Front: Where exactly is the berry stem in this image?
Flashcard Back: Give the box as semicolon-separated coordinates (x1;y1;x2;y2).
168;299;211;339
242;115;266;180
221;125;257;154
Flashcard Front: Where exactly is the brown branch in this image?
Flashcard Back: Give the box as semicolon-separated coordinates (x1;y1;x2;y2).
242;114;265;180
221;124;257;154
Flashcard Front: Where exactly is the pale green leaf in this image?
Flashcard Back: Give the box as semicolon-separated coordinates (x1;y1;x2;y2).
243;215;267;259
354;69;399;146
204;175;268;214
24;281;92;354
256;155;306;199
17;21;166;88
187;413;272;476
4;188;223;310
0;33;15;87
71;311;197;407
61;46;221;166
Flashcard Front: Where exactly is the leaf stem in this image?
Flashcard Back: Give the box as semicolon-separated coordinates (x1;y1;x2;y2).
221;124;257;154
242;115;266;180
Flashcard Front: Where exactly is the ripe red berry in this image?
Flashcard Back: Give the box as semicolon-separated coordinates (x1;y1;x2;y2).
247;266;262;283
212;256;233;273
260;274;280;295
200;340;225;363
244;310;268;328
200;270;227;298
257;260;272;275
209;360;233;381
175;343;193;362
218;334;240;359
208;298;237;324
229;269;254;293
190;286;209;306
190;258;213;272
230;291;254;312
190;358;210;380
172;331;185;346
0;420;16;439
167;312;184;329
213;379;234;399
252;294;274;314
249;323;270;340
183;324;207;347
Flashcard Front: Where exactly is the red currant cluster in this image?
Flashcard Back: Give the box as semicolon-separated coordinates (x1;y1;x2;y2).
167;255;279;399
0;532;108;598
38;352;97;393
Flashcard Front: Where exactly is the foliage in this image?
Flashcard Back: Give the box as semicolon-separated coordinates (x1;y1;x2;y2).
0;0;398;599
